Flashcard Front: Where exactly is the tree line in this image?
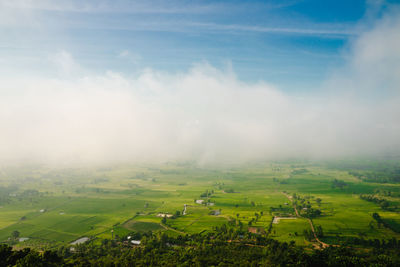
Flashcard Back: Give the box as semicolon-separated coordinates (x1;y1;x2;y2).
3;225;400;266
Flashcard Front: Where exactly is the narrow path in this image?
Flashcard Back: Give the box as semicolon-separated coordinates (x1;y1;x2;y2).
159;223;186;235
282;192;330;248
307;218;329;248
217;215;234;221
182;204;187;215
282;192;299;217
183;215;204;231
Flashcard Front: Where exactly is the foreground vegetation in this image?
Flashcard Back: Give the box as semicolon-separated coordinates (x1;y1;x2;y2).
2;228;400;266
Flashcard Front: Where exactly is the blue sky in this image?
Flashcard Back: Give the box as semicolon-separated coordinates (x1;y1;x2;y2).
1;0;396;92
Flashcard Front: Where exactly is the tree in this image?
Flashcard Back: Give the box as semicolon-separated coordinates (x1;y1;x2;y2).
372;212;381;222
303;229;314;241
12;230;20;239
380;200;389;209
316;225;324;238
332;179;347;189
238;220;243;230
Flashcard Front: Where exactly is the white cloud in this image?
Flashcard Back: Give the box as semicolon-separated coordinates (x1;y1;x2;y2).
0;6;399;165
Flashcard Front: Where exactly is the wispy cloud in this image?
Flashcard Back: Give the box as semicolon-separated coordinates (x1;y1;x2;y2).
189;22;358;37
0;0;358;40
0;0;225;14
118;50;141;64
0;0;303;14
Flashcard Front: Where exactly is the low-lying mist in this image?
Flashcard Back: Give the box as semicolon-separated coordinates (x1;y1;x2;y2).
1;8;400;165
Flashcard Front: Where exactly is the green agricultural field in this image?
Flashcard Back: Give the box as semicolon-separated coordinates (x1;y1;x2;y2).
123;220;163;232
1;161;400;249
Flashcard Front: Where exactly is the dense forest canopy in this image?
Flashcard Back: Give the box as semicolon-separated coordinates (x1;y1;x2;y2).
2;228;400;266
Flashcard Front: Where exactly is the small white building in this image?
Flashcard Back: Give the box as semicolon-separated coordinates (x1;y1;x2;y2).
131;240;141;245
157;213;173;218
195;199;204;204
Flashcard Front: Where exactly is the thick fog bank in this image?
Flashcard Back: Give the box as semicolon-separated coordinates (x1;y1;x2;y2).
0;8;400;165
